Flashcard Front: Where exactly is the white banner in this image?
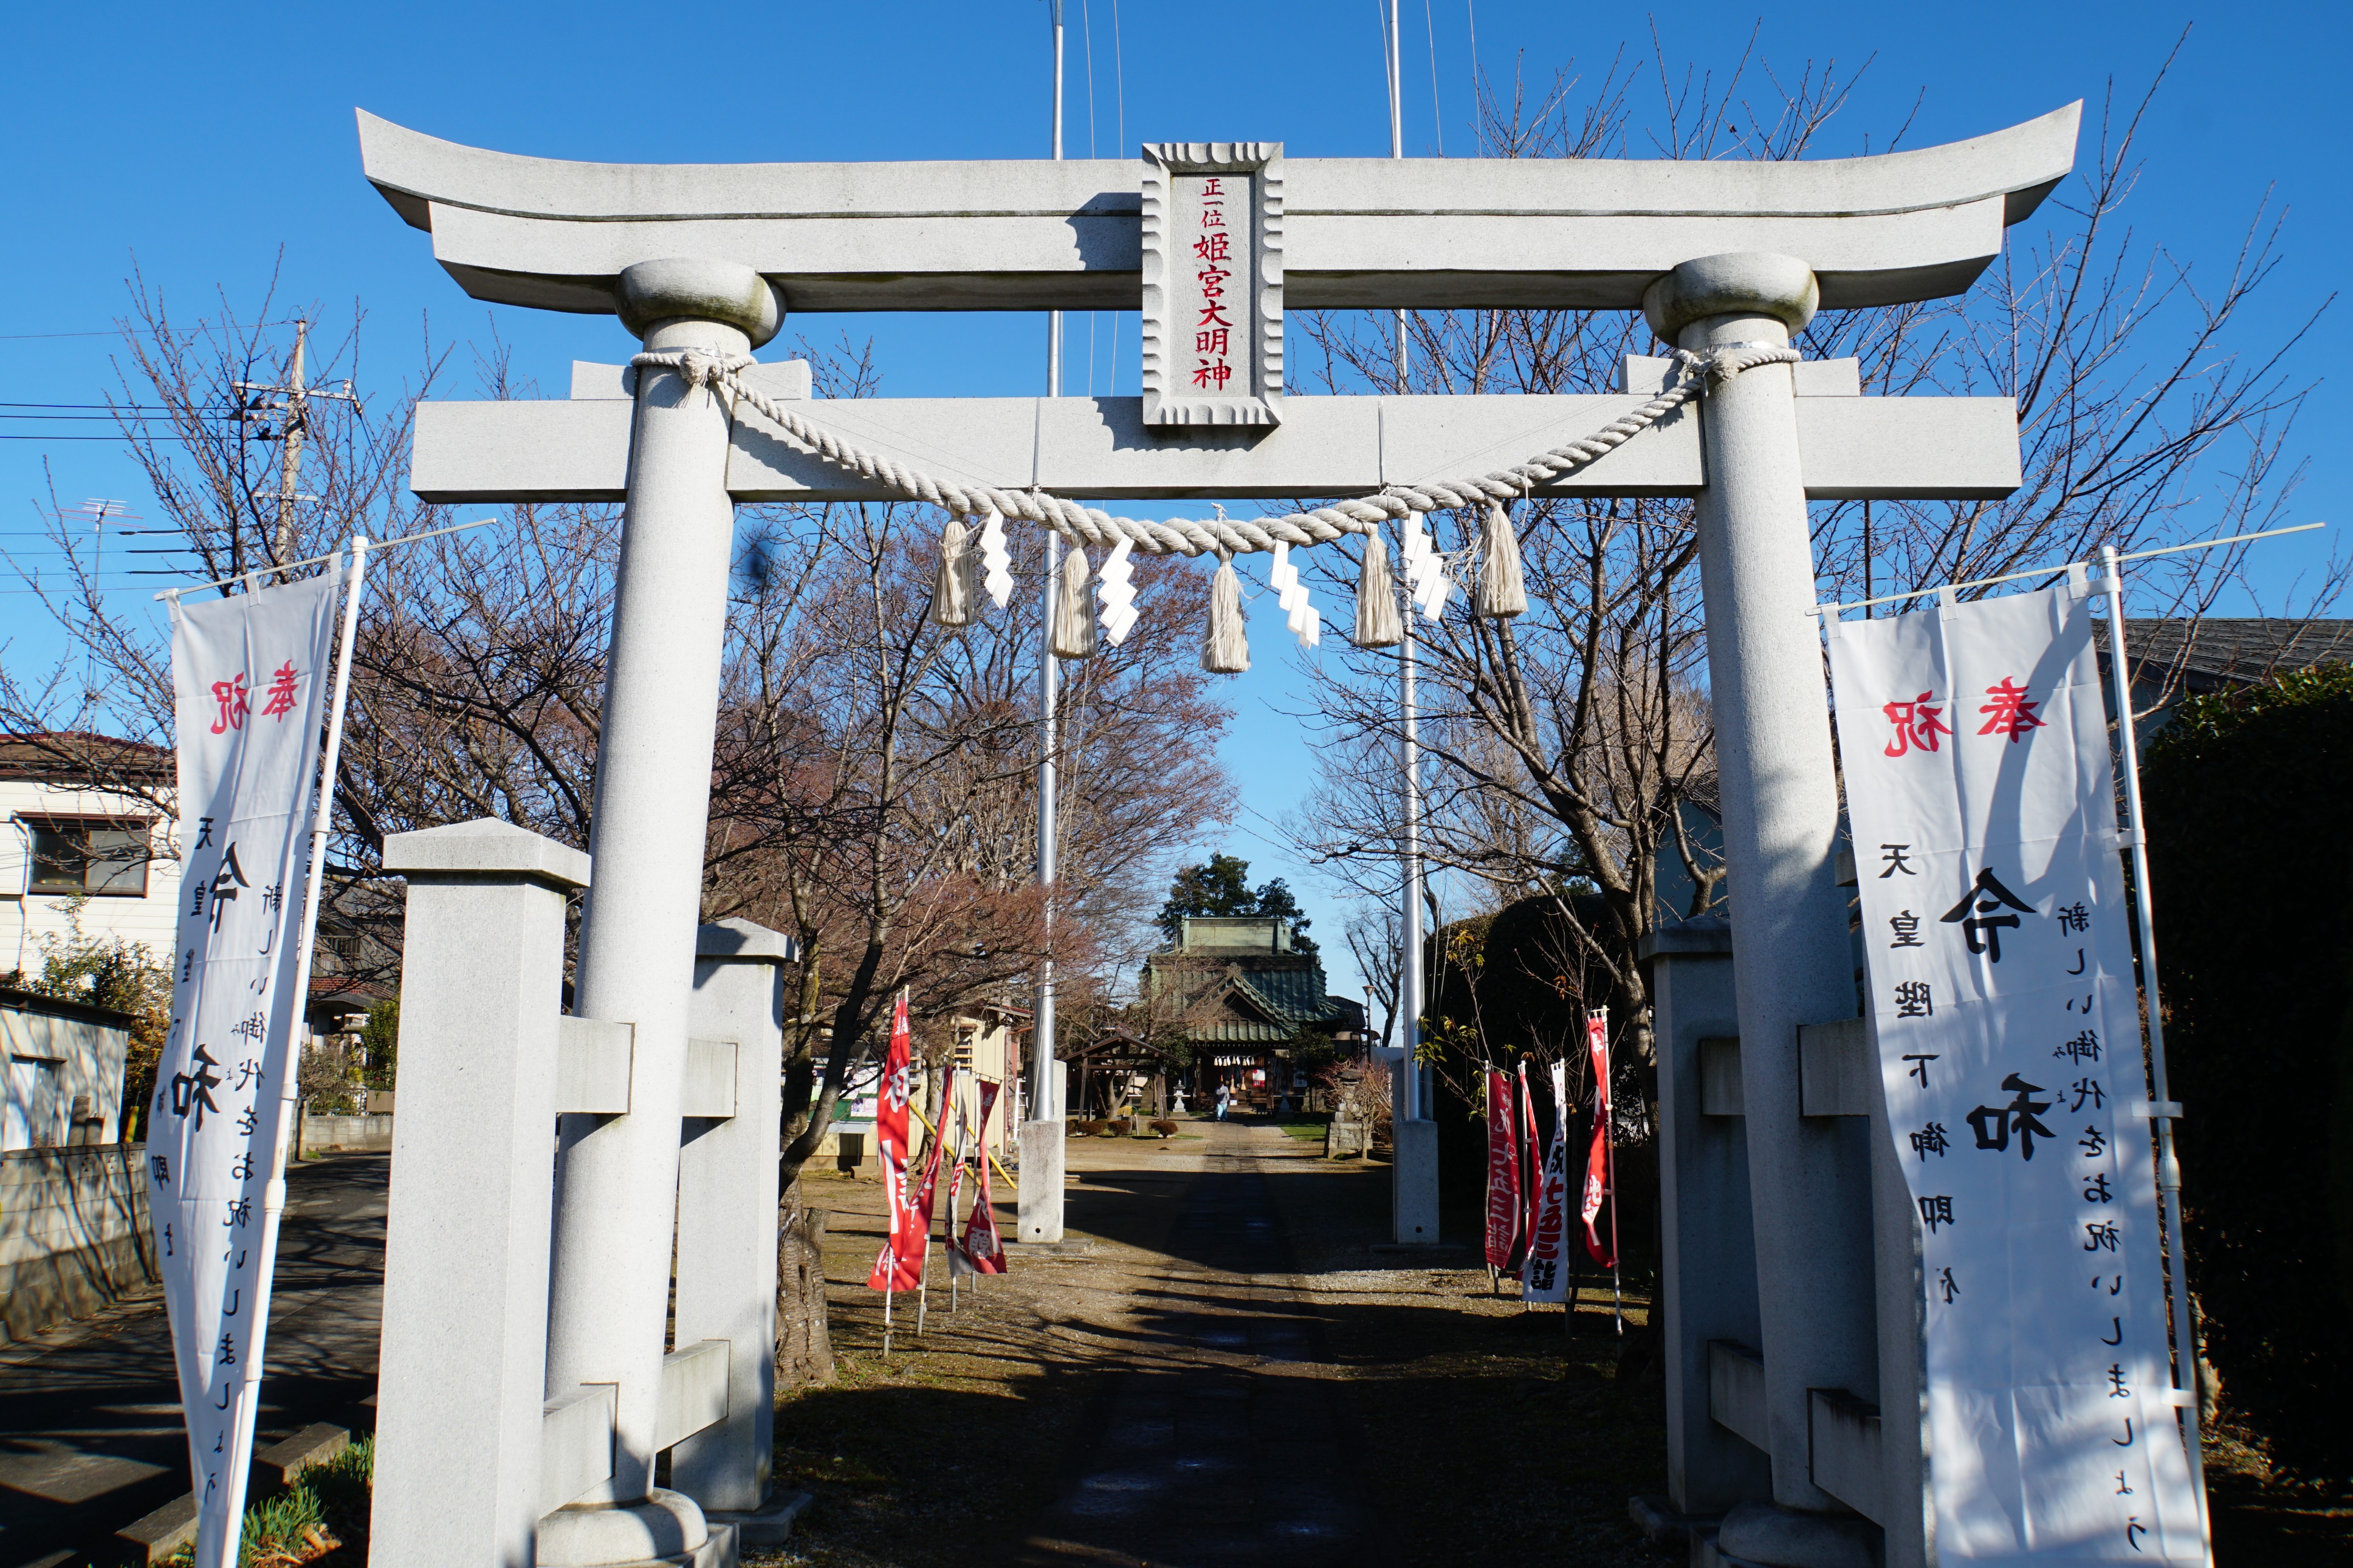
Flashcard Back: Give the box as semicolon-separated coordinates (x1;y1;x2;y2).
1826;580;2202;1563
152;573;340;1564
1522;1060;1572;1303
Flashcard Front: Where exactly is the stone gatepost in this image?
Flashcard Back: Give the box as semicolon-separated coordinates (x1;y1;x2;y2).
544;257;782;1558
1643;919;1772;1519
1651;253;1879;1563
671;919;794;1532
368;820;588;1566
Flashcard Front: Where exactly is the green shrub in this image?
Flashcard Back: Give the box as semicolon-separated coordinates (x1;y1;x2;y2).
2143;665;2353;1471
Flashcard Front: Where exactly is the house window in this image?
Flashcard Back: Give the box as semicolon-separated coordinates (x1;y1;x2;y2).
27;818;151;897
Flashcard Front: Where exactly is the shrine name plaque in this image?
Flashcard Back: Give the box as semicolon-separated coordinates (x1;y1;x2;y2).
1141;142;1283;428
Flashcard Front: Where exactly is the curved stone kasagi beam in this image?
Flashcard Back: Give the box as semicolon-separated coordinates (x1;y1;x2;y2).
357;104;2079;318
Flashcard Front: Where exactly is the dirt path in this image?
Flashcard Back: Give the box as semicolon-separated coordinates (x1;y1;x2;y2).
761;1119;1672;1568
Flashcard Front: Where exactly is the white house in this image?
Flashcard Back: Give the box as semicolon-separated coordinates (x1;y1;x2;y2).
0;733;183;980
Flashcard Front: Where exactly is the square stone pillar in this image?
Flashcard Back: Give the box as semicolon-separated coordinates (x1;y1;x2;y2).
670;919;796;1515
1643;918;1772;1517
1867;1006;1932;1568
368;820;589;1567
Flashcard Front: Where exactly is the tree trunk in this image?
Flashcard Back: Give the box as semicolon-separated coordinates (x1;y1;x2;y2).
774;1175;835;1387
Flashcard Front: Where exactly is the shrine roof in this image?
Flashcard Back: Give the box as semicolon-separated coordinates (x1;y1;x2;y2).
357;105;2080;317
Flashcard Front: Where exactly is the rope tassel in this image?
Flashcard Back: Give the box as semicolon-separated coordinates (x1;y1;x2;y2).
1475;502;1528;619
1355;531;1403;647
1053;545;1097;659
930;518;977;628
1201;552;1250;674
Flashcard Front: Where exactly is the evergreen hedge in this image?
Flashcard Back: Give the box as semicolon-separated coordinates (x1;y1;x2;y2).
2142;665;2353;1472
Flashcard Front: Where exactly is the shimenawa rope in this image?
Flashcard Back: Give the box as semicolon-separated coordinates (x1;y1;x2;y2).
629;344;1801;560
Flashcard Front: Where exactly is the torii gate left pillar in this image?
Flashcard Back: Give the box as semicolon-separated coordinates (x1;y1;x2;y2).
540;258;780;1564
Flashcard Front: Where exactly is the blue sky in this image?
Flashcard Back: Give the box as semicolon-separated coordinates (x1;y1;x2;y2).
0;2;2343;1002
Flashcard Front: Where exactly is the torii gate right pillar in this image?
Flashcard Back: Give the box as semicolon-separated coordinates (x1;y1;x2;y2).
1655;253;1882;1553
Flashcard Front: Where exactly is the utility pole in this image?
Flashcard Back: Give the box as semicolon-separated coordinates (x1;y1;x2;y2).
234;320;354;578
1021;0;1070;1245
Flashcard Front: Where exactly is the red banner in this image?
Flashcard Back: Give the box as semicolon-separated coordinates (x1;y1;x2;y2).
1581;1010;1616;1267
867;996;924;1290
1482;1069;1521;1272
958;1081;1006;1275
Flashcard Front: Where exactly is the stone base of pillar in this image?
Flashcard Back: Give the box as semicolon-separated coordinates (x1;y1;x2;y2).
537;1490;723;1568
1708;1502;1878;1568
699;1488;812;1552
1390;1120;1440;1244
1017;1120;1066;1244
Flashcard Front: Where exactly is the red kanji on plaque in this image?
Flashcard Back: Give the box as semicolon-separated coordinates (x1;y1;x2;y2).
1882;692;1954;758
209;674;249;735
1977;677;2047;742
260;662;300;722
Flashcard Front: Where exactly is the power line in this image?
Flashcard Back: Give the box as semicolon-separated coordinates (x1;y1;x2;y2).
0;320;297;342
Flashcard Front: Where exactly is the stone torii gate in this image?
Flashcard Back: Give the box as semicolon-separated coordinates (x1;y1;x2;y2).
357;104;2078;1568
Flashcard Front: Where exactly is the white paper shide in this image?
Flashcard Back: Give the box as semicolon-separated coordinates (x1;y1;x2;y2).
1827;582;2200;1563
151;575;340;1563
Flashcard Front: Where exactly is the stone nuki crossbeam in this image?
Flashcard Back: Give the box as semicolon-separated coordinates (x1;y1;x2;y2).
413;355;2021;507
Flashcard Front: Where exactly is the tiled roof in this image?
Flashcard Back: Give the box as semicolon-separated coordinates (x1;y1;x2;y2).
1146;949;1367;1049
0;731;173;786
2104;619;2353;692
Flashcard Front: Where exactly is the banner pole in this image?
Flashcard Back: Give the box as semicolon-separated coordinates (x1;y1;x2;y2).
948;1067;964;1315
2098;546;2213;1563
205;537;368;1568
1601;1007;1621;1335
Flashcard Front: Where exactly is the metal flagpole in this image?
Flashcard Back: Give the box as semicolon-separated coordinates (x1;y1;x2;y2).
225;535;368;1565
1387;0;1407;389
1387;0;1426;1129
2097;545;2213;1563
1032;0;1067;1183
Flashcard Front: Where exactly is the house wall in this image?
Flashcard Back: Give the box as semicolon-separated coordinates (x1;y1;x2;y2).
1;997;129;1151
0;778;184;977
0;1142;156;1343
298;1111;396;1155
